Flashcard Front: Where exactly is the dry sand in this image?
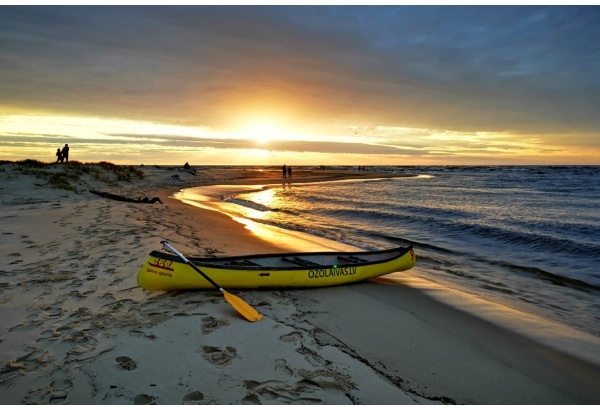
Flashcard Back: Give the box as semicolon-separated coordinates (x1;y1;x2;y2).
1;162;600;405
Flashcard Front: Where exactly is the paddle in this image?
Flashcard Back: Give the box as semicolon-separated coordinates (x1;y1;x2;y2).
160;241;263;322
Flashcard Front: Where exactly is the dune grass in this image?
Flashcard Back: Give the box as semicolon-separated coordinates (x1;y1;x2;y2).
1;160;145;191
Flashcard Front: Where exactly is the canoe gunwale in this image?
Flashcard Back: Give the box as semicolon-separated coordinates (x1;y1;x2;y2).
148;245;414;271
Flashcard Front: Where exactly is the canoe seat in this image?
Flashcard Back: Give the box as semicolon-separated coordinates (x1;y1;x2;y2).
282;257;321;267
337;255;368;264
228;259;262;267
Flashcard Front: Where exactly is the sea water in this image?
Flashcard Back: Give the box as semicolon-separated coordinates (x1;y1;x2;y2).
187;166;600;337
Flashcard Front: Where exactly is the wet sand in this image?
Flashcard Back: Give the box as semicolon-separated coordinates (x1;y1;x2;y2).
1;163;599;404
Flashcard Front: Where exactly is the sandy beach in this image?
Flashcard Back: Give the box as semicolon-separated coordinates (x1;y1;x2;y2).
1;162;600;405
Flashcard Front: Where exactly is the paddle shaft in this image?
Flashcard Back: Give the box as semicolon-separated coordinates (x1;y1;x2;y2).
161;241;222;290
160;241;262;322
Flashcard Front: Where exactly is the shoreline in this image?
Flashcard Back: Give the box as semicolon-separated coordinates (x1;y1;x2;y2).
1;163;600;404
170;180;600;366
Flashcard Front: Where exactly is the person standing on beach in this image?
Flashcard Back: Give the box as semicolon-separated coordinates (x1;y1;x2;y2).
61;144;70;163
282;164;287;179
287;166;292;180
55;148;62;163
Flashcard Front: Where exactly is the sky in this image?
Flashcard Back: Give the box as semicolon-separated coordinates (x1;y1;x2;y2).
1;5;600;165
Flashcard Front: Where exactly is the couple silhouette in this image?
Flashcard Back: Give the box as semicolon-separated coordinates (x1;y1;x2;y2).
282;164;292;180
55;144;70;163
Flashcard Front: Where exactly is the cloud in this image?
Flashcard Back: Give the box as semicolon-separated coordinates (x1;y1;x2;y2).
0;129;426;157
1;5;599;143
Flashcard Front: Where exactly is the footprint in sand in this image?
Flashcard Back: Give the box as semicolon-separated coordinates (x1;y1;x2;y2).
298;369;356;393
9;314;43;332
49;391;68;404
279;331;302;343
68;290;87;299
241;379;322;404
242;372;353;404
49;367;73;403
44;304;64;319
37;329;59;342
129;329;157;340
115;356;137;371
297;347;330;366
50;368;73;390
182;391;204;404
69;307;91;319
133;394;155;404
1;349;47;378
200;346;237;367
201;316;229;335
68;330;86;341
274;358;293;375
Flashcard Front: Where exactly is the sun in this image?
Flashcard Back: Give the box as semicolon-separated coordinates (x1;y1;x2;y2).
240;119;284;144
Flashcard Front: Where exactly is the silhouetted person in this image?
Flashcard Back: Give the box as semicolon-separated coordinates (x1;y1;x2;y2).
184;162;190;170
55;148;62;163
61;144;70;163
282;164;287;179
287;166;292;179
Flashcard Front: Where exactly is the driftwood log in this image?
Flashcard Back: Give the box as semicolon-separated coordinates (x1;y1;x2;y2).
89;189;163;204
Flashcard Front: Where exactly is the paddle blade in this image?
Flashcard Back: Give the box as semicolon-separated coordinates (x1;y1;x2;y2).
222;290;263;322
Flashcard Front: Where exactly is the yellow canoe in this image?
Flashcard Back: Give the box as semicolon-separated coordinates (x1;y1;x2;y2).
137;245;416;291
